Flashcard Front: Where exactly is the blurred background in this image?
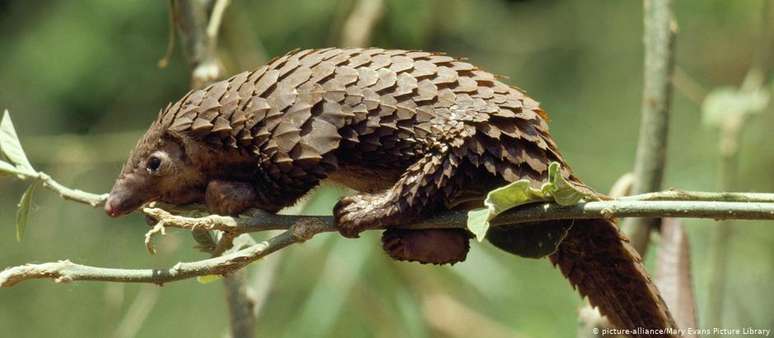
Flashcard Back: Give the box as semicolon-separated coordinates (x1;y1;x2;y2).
1;0;773;337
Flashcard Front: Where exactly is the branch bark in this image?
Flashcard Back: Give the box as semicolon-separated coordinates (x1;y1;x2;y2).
623;0;677;254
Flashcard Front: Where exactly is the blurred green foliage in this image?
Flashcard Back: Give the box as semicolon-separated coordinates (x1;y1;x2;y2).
1;1;773;337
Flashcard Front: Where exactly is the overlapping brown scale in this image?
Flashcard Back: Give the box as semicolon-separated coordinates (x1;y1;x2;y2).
299;49;330;68
190;117;215;135
318;48;346;61
488;117;525;139
370;54;392;70
428;54;456;64
415;79;438;103
356;68;379;88
470;70;496;86
411;60;437;78
301;118;341;154
523;143;549;173
282;66;313;89
183;89;206;107
227;71;249;92
244;96;271;121
347;52;371;68
328;50;357;66
394;73;418;97
389;55;414;73
432;66;458;85
160;101;181;128
372;68;398;92
247;65;268;84
208;80;230;101
308;61;336;84
267;83;298;112
450;61;476;72
454;76;479;93
405;51;432;59
513;118;549;149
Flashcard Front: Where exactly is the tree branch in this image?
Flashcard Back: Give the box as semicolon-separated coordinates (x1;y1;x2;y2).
173;0;226;88
0;218;325;287
623;0;677;253
150;193;774;236
4;191;773;288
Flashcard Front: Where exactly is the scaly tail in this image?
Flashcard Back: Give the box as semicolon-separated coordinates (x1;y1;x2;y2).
549;219;678;337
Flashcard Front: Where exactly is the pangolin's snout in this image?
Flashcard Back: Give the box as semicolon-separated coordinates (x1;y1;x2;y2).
105;176;151;217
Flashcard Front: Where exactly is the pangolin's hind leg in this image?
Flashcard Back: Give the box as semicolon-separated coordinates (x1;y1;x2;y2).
333;151;471;264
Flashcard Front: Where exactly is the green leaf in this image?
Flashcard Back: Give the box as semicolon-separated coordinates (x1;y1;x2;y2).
465;162;593;244
701;87;769;128
0;111;35;173
0;160;17;175
486;180;546;215
467;179;548;242
546;162;587;206
196;274;223;284
16;181;40;242
466;208;492;242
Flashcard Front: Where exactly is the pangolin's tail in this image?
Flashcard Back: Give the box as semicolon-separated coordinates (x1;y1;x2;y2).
549;218;678;337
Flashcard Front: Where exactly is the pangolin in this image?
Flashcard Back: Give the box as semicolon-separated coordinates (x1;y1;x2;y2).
106;48;677;335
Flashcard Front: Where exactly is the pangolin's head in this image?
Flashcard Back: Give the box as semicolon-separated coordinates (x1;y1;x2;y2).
105;124;206;217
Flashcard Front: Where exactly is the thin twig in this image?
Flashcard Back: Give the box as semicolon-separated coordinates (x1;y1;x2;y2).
619;190;774;203
222;265;256;338
173;0;225;88
623;0;677;254
112;286;161;338
249;246;284;319
341;0;384;48
206;0;230;40
422;293;531;338
0;218;325;287
12;170;107;207
157;0;177;68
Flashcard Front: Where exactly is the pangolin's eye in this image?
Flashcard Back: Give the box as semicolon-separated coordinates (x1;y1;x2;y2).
146;156;162;173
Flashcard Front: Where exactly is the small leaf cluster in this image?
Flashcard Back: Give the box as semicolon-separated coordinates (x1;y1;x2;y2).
1;110;39;241
466;162;592;242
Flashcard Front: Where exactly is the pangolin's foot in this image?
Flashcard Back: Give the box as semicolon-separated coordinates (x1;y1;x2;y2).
334;193;399;238
382;228;471;265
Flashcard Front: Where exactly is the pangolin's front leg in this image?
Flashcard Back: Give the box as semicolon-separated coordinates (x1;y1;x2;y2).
205;180;258;215
334;151;471;264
